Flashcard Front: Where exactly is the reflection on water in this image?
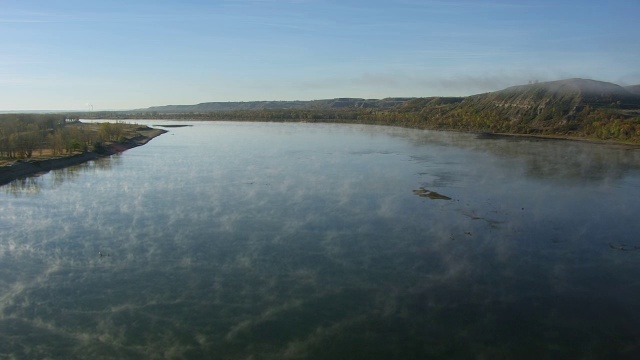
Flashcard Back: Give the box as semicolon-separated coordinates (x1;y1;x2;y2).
1;122;640;359
4;177;42;195
3;156;117;196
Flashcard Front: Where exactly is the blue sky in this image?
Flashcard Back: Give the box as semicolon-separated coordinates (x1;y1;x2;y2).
1;0;638;110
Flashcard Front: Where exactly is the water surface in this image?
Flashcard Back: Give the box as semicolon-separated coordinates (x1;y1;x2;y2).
2;121;640;359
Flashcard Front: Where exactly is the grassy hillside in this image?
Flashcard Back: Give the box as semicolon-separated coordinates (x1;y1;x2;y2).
75;78;640;144
391;78;640;141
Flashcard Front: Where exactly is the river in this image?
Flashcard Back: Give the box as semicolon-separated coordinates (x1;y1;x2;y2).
1;121;640;359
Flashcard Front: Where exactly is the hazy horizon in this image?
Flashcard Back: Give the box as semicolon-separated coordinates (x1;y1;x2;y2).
2;0;639;111
3;77;639;114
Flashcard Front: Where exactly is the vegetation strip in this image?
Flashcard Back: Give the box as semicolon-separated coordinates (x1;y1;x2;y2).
0;116;166;185
75;78;640;144
2;78;639;186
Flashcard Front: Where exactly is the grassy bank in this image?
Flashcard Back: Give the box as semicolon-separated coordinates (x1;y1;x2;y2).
0;120;166;185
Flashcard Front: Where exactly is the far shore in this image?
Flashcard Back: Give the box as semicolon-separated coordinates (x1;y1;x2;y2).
0;127;166;186
2;119;637;188
476;131;640;149
153;118;640;149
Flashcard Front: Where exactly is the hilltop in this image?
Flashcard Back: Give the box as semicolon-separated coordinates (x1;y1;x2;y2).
481;79;639;110
127;78;640;116
392;78;640;140
80;78;640;143
135;98;414;113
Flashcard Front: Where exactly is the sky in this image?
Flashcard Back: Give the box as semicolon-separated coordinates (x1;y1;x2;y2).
1;0;639;111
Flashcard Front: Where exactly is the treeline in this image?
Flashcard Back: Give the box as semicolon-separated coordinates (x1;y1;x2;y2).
0;114;129;159
76;98;640;144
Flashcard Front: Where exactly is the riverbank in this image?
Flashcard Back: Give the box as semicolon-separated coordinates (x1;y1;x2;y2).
475;131;640;149
0;127;166;186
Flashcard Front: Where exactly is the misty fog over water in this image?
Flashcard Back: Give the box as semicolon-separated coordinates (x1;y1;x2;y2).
1;121;640;359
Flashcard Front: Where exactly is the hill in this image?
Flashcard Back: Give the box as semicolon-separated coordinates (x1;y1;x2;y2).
626;84;640;95
83;78;640;143
395;78;640;139
135;98;415;113
462;78;639;126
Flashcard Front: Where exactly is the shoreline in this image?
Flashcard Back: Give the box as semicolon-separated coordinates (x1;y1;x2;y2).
121;117;640;147
474;131;640;149
0;128;166;186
